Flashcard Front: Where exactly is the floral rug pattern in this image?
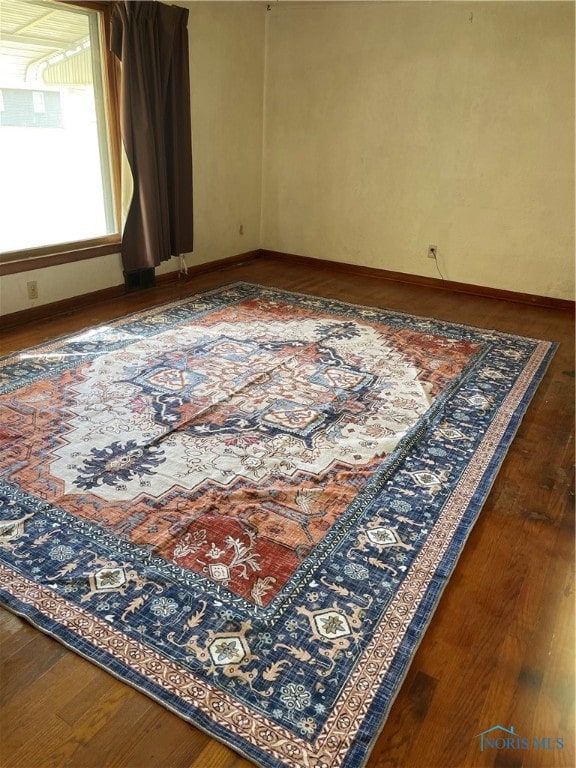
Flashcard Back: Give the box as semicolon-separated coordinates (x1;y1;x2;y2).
0;283;554;768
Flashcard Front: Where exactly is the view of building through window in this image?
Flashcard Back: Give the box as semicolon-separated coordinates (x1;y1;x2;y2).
0;0;118;254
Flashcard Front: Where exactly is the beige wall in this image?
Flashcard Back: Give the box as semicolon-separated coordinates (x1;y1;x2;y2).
261;1;575;300
187;1;265;264
1;1;266;316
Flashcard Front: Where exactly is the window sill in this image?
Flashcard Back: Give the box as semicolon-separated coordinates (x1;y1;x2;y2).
0;239;122;277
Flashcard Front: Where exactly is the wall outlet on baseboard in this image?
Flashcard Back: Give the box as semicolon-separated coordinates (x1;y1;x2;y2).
27;281;39;300
428;245;437;259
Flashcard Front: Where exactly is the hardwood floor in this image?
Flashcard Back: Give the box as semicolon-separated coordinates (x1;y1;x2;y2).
1;256;574;768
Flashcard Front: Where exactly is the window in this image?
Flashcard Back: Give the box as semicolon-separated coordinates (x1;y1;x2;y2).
32;90;45;113
0;0;120;268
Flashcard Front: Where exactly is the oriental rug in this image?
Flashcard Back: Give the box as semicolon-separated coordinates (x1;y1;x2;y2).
0;283;555;768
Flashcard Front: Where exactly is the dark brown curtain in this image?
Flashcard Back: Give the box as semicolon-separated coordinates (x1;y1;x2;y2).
110;0;193;273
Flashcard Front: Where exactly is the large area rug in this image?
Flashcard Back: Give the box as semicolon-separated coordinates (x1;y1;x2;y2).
0;283;555;768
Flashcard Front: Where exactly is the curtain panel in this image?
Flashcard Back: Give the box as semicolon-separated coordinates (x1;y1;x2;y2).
111;0;193;274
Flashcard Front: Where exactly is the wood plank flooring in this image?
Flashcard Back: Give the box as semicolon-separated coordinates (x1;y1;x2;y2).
0;256;574;768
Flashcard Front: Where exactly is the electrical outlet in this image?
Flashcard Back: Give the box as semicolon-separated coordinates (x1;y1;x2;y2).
428;245;437;259
27;280;38;300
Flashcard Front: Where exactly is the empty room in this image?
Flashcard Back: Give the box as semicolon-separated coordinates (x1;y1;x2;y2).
0;1;574;768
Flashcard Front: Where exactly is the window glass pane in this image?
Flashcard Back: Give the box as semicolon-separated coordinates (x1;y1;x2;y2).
32;90;46;113
0;0;118;253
